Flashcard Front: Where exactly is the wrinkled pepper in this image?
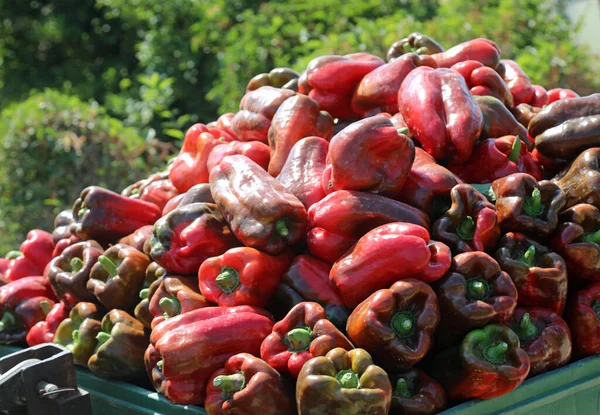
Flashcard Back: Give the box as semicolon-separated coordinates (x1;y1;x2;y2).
307;190;429;264
122;171;179;210
399;66;483;164
451;60;513;107
149;275;211;328
431;324;530;400
431;184;500;254
498;60;534;105
205;353;295;415
118;225;154;252
206;140;271;174
386;32;444;61
260;302;353;378
475;96;531;147
431;38;500;69
267;94;333;177
87;244;151;311
134;262;166;328
504;308;571;376
511;103;542;128
390;368;447;415
296;347;392;415
492;173;566;237
72;186;162;244
4;229;55;283
495;232;567;314
554;147;600;209
26;300;69;346
276;136;329;209
567;283;600;357
210;155;307;255
149;202;240;275
547;88;580;104
161;183;215;216
346;279;440;370
145;306;273;405
246;67;300;91
330;222;451;308
53;302;103;366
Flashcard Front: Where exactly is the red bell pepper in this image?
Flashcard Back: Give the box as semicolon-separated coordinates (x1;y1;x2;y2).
498;60;534;106
307;190;429;263
431;38;500;69
330;223;451;308
322;116;415;198
145;306;273;405
161;183;215;216
475;96;530;147
260;302;353;377
26;300;69;346
451;60;513;107
547;88;579;104
149;275;211;328
52;210;81;258
529;85;549;108
398;66;483;164
207;112;238;140
568;283;600;357
122;171;179;211
4;230;55;282
386;32;445;60
118;225;154;252
267;95;333;177
206;140;271;173
448;136;542;184
390;368;447;415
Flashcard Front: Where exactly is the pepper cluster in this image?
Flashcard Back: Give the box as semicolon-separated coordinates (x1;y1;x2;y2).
1;32;600;415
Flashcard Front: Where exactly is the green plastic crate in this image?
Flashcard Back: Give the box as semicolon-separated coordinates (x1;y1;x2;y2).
1;344;599;414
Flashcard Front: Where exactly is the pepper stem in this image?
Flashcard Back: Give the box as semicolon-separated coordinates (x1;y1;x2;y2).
139;288;149;299
72;329;80;343
70;257;84;273
215;267;240;294
519;245;536;267
397;127;409;135
518;313;539;341
156;360;163;370
523;187;544;216
213;373;246;399
483;342;508;365
159;297;181;318
466;279;491;301
582;229;600;245
275;220;289;237
508;137;522;162
395;378;412;398
0;311;17;332
284;327;312;352
98;255;119;278
40;301;53;316
390;312;415;339
95;332;111;348
335;369;360;389
5;251;22;260
471;183;496;202
592;301;600;319
77;208;90;218
457;216;476;241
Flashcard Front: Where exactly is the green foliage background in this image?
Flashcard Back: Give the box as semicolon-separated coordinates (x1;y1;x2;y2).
0;0;598;251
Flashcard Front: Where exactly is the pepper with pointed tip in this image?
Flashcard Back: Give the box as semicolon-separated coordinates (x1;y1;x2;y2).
260;302;353;378
26;300;69;346
390;368;447;415
568;283;600;357
553;147;600;210
53;302;103;366
296;347;392;415
134;262;166;328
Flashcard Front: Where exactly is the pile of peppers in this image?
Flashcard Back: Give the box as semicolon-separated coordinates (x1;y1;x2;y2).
3;31;600;415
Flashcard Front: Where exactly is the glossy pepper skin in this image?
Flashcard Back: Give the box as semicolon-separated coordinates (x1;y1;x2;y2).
550;204;600;281
26;300;69;346
435;252;518;347
71;186;162;244
307;190;430;264
512;103;542;128
231;86;296;142
431;324;530;400
431;38;500;69
476;95;530;145
52;210;80;257
207;113;238;140
199;247;293;308
567;283;600;357
162;183;215;216
330;223;452;308
451;60;513;107
272;255;349;330
296;347;392;415
498;60;534;105
399;66;483;164
529;85;549;108
87;244;151;312
134;262;166;328
118;225;154;252
0;276;57;343
432;184;500;255
88;309;148;380
122;171;179;211
346;279;440;370
210;155;307;255
261;302;353;378
53;302;103;366
492;173;566;238
4;230;55;283
267;95;333;177
276;137;329;209
505;308;571;376
398;148;463;219
495;232;567;315
554;148;600;209
390;369;447;415
246;67;300;91
448;136;542;184
547;88;579;104
529;94;600;162
322;116;415;198
145;306;273;405
206;140;271;174
386;33;444;61
149;202;240;275
351;53;438;117
46;240;104;305
149;275;212;328
205;353;295;415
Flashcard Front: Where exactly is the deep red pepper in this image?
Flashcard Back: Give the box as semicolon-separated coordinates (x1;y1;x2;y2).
498;60;534;106
52;210;81;258
26;300;69;346
386;32;445;61
390;368;447;415
451;60;513;107
118;225;154;252
206;113;238;140
4;230;55;282
161;183;215;216
528;85;549;108
149;275;211;328
547;88;579;104
475;96;530;147
431;38;500;69
568;283;600;357
206;140;271;174
122;171;179;211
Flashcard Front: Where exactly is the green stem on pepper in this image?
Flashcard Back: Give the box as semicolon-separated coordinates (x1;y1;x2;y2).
216;267;240;293
159;296;181;318
467;279;491;302
98;255;119;278
284;327;312;352
213;373;246;399
582;229;600;245
0;311;17;332
508;137;522;162
457;216;476;241
519;245;536;267
5;251;22;260
518;312;539;341
394;378;412;398
483;342;508;365
335;369;360;389
70;257;84;273
523;187;544;216
391;312;415;339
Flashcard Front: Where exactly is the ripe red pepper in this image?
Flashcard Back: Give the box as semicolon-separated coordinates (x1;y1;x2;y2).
118;225;154;252
568;283;600;357
26;300;69;346
431;38;500;69
475;96;530;147
276;136;329;209
231;86;296;142
210;155;307;255
267;95;333;177
206;140;271;173
448;136;542;184
260;302;353;377
4;230;55;282
498;60;534;106
72;186;162;244
134;262;166;328
161;183;215;216
398;66;483;164
330;223;451;308
351;52;438;117
207;112;238;140
547;88;579;104
145;306;273;404
451;60;513;107
529;85;549;108
149;275;211;328
307;190;429;264
122;171;179;211
386;32;445;61
390;368;447;415
52;210;81;257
